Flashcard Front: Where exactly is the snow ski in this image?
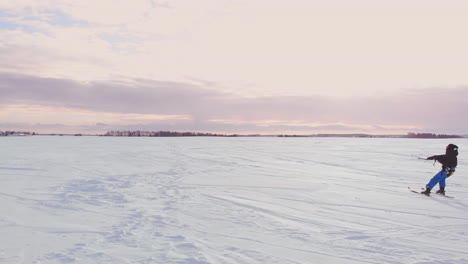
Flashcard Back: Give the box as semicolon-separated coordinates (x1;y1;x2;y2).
408;187;453;198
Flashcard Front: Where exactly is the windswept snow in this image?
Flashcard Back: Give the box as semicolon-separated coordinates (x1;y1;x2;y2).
1;136;468;264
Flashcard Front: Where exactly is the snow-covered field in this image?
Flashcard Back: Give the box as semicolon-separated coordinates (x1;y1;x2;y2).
1;136;468;264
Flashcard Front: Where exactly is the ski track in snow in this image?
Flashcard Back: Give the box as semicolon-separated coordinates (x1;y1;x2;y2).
1;136;468;264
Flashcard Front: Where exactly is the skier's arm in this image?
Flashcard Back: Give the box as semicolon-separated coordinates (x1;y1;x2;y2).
426;155;443;161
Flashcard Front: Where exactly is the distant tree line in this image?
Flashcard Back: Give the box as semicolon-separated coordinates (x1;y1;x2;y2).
405;133;462;139
103;130;243;137
280;134;375;138
0;131;36;136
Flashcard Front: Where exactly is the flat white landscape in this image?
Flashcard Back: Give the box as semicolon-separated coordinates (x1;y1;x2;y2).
1;136;467;264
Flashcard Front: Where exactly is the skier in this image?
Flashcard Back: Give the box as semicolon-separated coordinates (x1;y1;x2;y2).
421;144;458;196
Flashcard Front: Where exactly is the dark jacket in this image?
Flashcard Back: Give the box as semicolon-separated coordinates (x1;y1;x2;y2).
427;144;458;174
427;154;457;170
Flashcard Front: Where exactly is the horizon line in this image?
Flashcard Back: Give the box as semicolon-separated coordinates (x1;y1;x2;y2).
1;130;466;139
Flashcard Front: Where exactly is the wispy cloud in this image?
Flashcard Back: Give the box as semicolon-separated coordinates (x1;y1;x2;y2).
1;72;468;134
1;1;468;134
2;1;468;96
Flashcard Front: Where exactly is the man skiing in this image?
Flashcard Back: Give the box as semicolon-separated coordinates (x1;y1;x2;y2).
421;144;458;196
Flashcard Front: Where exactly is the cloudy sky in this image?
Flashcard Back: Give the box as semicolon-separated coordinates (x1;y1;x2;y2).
1;0;468;135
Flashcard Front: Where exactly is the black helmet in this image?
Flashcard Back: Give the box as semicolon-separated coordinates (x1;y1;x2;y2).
446;144;459;156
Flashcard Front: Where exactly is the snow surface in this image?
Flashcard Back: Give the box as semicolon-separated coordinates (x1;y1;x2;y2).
1;136;468;264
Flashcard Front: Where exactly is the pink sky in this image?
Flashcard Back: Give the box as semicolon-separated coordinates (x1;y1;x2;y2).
1;0;468;134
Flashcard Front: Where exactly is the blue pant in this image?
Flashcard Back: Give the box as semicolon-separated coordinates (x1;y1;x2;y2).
427;170;448;190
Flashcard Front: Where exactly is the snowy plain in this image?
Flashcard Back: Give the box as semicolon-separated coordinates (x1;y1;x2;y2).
1;136;468;264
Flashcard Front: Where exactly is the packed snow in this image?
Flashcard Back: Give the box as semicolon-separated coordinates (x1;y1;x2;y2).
1;136;467;264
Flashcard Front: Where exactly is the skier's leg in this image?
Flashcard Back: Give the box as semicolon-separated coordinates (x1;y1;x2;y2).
427;170;445;190
439;176;447;188
434;171;448;195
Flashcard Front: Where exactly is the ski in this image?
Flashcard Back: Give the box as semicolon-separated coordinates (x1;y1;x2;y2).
436;193;454;199
408;187;427;196
408;187;454;198
420;187;455;198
